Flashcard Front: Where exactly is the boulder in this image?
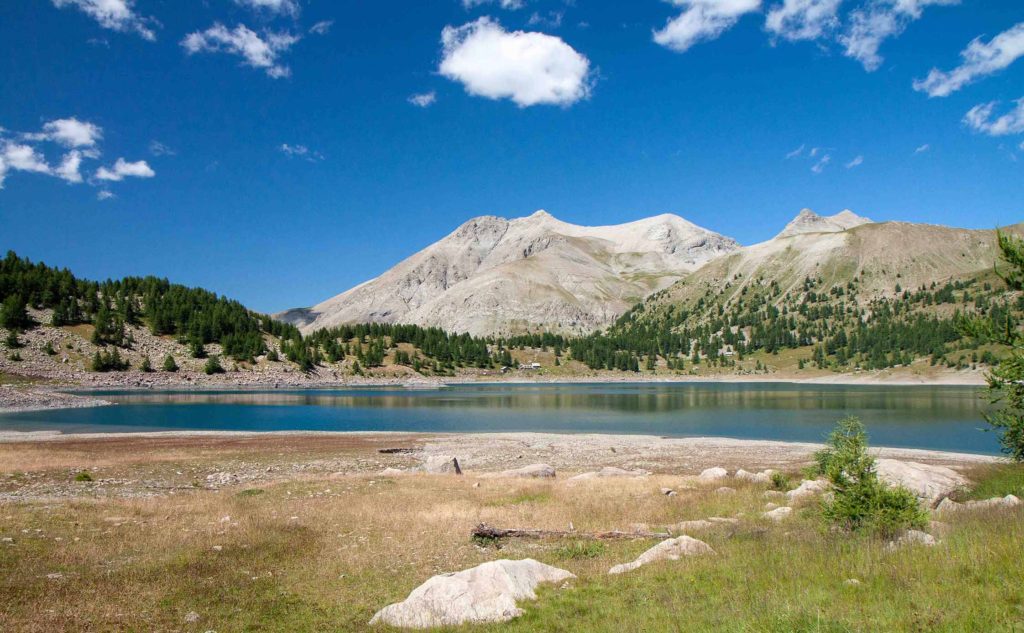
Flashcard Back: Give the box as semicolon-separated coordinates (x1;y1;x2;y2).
660;487;676;496
608;536;715;575
936;494;1020;513
714;486;736;495
763;506;793;522
735;469;773;484
596;466;650;477
875;459;968;506
369;559;575;628
669;517;738;533
421;456;460;474
887;529;937;550
485;464;556;479
786;479;829;504
698;467;728;482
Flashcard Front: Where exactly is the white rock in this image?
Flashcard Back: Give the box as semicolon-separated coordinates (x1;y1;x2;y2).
887;529;937;549
485;463;556;479
608;536;715;575
421;455;460;474
937;494;1021;513
669;517;738;534
184;611;201;624
698;467;728;482
735;469;772;484
763;506;793;522
786;479;829;504
714;486;736;495
844;578;861;586
380;468;406;476
596;466;650;477
369;559;575;628
875;459;969;506
660;487;676;496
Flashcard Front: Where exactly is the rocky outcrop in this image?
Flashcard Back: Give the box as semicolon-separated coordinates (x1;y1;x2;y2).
608;536;715;575
936;494;1021;513
875;459;969;507
763;506;793;522
698;467;729;482
369;559;575;628
280;210;738;336
775;209;872;239
786;479;829;504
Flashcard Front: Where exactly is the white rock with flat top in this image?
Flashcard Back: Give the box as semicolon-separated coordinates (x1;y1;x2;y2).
369;559;575;628
887;529;937;550
669;517;738;533
763;506;793;522
875;459;968;506
421;456;460;474
608;536;715;575
698;467;728;482
735;469;773;484
936;494;1020;514
487;464;556;479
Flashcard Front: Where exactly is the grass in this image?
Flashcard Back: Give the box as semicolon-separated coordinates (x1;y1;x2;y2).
0;443;1022;632
956;463;1024;501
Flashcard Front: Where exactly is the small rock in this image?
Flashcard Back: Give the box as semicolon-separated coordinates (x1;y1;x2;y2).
844;578;861;586
660;487;676;496
212;545;223;551
608;536;715;575
485;463;556;479
184;611;201;624
715;486;736;495
887;529;937;550
380;468;405;476
698;467;728;482
735;469;772;484
786;479;829;504
46;573;64;580
763;506;793;522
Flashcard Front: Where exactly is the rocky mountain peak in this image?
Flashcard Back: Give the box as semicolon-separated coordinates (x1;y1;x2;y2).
776;208;872;239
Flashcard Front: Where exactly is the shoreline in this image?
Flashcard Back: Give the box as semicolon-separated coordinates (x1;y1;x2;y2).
0;429;1001;465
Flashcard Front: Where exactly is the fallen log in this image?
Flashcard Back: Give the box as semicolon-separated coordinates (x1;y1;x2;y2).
472;523;670;541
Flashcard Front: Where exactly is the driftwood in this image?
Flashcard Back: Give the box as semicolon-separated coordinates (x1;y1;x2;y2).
377;448;416;455
472;523;670;541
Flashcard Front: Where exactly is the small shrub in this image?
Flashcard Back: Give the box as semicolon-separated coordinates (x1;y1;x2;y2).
819;416;927;536
42;341;56;356
204;356;225;375
4;331;22;349
237;488;265;498
90;349;130;372
139;355;153;372
555;540;606;560
770;471;792;491
266;349;280;362
8;352;22;362
162;354;178;372
74;472;93;482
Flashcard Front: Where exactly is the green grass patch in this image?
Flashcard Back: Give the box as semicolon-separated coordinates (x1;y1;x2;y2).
960;464;1024;501
553;540;606;561
485;490;553;507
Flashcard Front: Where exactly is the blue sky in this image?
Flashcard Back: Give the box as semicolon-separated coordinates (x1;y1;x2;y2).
1;0;1022;313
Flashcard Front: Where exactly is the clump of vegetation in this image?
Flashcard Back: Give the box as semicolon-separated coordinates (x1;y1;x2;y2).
770;471;792;491
139;355;153;372
4;331;22;349
8;351;22;362
162;354;178;372
962;231;1024;462
817;416;927;536
42;341;56;355
958;464;1024;501
555;540;606;560
0;294;32;331
90;349;130;372
74;472;93;482
203;356;225;375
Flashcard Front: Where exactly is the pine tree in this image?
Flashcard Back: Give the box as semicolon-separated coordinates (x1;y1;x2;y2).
0;295;31;331
140;355;153;372
162;354;178;372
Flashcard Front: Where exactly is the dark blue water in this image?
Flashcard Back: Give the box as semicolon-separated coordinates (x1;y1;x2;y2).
0;383;999;454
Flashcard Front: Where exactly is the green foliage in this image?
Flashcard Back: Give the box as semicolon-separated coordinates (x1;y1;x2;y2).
961;231;1024;461
960;464;1024;501
203;356;225;375
8;351;22;362
0;294;32;331
818;417;927;536
42;341;56;356
73;472;93;482
162;354;178;372
770;471;792;491
554;540;606;560
90;349;130;372
4;331;22;349
139;355;153;372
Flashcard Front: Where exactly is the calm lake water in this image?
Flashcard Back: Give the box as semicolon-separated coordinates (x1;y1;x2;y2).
0;381;995;450
0;383;1000;454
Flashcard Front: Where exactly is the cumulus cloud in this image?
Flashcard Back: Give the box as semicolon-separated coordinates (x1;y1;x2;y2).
765;0;842;42
913;23;1024;97
52;0;156;41
279;143;324;161
408;91;437;108
463;0;525;9
309;20;334;35
439;17;592;107
182;23;300;78
811;153;831;173
27;117;103;148
2;142;52;176
233;0;299;16
845;155;864;168
654;0;762;53
841;0;959;72
55;151;85;183
95;158;155;181
963;99;1024;137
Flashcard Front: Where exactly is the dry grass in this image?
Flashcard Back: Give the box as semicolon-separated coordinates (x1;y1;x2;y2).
0;442;1021;632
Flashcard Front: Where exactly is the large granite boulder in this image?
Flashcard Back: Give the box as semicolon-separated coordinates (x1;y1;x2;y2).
608;536;715;575
875;459;969;507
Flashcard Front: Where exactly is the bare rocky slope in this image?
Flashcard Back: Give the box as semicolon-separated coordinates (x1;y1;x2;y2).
278;210;739;336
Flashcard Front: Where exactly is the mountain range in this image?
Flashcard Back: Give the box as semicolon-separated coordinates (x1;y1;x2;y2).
278;208;1013;337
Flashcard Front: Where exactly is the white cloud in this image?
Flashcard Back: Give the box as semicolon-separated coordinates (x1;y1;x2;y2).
463;0;525;10
408;91;438;108
913;23;1024;97
149;140;175;156
55;151;84;183
841;0;959;71
309;20;334;35
439;17;592;107
963;99;1024;137
765;0;842;42
845;155;864;168
30;117;103;148
915;143;930;153
2;142;52;175
52;0;156;41
528;11;564;29
811;153;831;173
785;144;805;158
654;0;762;53
95;158;155;181
97;190;115;201
279;143;324;161
233;0;299;16
182;23;300;79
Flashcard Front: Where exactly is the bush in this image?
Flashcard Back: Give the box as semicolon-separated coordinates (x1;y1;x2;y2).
4;331;22;349
42;341;56;356
162;354;178;372
139;355;153;372
74;472;93;482
770;471;792;491
555;540;606;560
818;416;927;536
204;356;225;375
90;349;130;372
